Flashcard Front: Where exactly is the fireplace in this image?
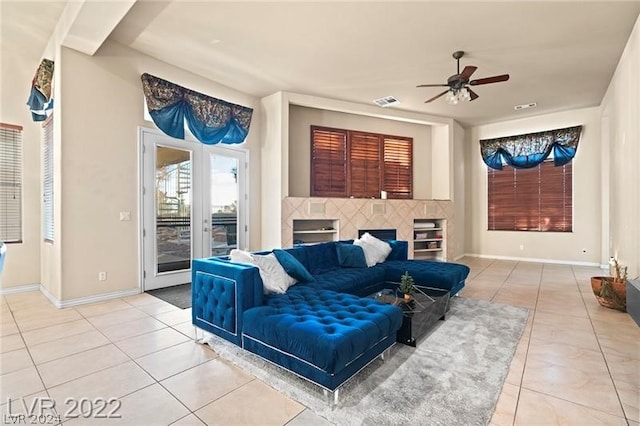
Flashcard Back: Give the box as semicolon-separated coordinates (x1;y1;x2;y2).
358;228;397;241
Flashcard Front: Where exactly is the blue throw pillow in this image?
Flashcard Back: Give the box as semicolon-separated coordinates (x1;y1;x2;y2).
273;249;315;283
336;243;368;268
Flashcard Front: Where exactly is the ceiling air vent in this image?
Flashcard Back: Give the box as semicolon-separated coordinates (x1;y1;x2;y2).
373;96;400;107
514;102;537;110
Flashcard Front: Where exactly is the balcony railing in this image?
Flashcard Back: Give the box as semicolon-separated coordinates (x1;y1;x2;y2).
156;213;237;272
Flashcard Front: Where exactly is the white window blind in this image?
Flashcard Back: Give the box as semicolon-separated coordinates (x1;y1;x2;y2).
0;123;23;243
43;115;54;242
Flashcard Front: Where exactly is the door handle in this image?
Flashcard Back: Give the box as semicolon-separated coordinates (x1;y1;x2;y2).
203;228;209;232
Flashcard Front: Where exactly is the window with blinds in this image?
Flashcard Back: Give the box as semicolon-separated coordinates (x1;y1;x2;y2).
488;160;572;232
349;132;381;198
383;136;413;199
310;127;348;197
0;123;23;243
310;126;412;199
43;115;54;242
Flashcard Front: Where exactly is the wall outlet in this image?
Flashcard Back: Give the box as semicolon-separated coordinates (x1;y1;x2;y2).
119;211;131;221
98;272;107;281
519;244;524;251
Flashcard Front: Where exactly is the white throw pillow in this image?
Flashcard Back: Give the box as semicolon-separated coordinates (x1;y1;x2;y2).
354;239;378;267
361;232;392;261
251;253;297;295
354;233;392;266
229;249;254;264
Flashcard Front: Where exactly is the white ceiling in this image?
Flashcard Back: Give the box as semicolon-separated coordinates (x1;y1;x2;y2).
3;1;640;127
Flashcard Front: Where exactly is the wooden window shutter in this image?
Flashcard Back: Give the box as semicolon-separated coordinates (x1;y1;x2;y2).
310;126;348;197
382;136;412;199
349;131;381;198
488;160;572;232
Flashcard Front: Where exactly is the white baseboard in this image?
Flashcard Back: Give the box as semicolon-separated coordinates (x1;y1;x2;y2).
1;284;141;309
463;253;602;268
58;288;141;309
0;284;40;295
39;284;62;308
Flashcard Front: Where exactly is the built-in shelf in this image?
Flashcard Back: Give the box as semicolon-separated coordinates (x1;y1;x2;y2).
413;219;446;261
292;219;339;244
293;229;338;235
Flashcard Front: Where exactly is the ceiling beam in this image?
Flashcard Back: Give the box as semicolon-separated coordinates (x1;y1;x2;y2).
61;0;137;56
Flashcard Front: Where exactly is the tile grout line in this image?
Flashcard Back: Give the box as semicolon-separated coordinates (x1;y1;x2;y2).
44;296;207;423
488;259;517;303
571;266;632;424
3;299;63;421
509;260;543;426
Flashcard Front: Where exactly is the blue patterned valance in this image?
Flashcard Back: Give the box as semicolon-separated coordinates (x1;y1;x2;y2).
480;125;582;170
26;59;54;122
141;73;253;144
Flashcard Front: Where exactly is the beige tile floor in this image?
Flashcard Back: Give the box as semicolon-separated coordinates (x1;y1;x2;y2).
1;258;638;425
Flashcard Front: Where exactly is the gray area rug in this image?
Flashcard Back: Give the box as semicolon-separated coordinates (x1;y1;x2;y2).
147;283;191;309
205;297;529;426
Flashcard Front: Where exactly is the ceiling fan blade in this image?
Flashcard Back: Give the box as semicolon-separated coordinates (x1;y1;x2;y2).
424;90;449;103
459;65;477;80
469;74;510;86
416;83;449;88
468;88;479;101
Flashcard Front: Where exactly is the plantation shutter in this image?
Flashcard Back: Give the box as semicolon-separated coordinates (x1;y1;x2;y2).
0;123;23;243
310;126;348;197
382;136;412;199
349;131;381;198
43;115;54;242
488;160;572;232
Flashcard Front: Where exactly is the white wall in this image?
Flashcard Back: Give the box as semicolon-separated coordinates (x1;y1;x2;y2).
465;107;602;265
601;15;640;278
431;125;450;200
260;92;287;251
50;41;261;301
288;105;433;199
0;29;43;289
452;121;466;259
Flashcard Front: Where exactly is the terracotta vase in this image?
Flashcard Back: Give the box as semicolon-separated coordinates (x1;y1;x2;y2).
591;276;627;312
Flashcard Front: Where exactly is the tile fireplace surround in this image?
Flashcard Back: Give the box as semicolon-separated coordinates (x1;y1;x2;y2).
281;197;455;260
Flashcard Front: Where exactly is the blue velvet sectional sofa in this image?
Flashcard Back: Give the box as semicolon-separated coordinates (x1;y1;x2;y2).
192;240;470;402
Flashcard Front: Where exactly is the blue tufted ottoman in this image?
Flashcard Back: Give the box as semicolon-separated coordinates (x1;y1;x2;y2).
383;260;470;295
242;285;403;401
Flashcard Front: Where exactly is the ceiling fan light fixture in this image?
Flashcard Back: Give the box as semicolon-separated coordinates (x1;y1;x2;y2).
419;51;509;104
445;91;457;104
445;88;471;105
460;87;471;101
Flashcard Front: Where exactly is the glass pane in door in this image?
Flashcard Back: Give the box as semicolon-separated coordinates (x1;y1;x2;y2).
210;154;239;256
156;146;192;273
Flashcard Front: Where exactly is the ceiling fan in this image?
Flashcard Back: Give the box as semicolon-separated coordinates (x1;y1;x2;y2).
417;51;510;104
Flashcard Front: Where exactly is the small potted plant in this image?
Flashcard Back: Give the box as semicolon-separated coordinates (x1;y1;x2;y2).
399;271;416;301
591;258;627;312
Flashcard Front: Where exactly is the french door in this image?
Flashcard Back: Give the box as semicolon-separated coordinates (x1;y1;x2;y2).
141;128;247;291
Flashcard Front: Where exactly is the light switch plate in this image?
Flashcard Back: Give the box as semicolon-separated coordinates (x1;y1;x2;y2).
119;212;131;221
